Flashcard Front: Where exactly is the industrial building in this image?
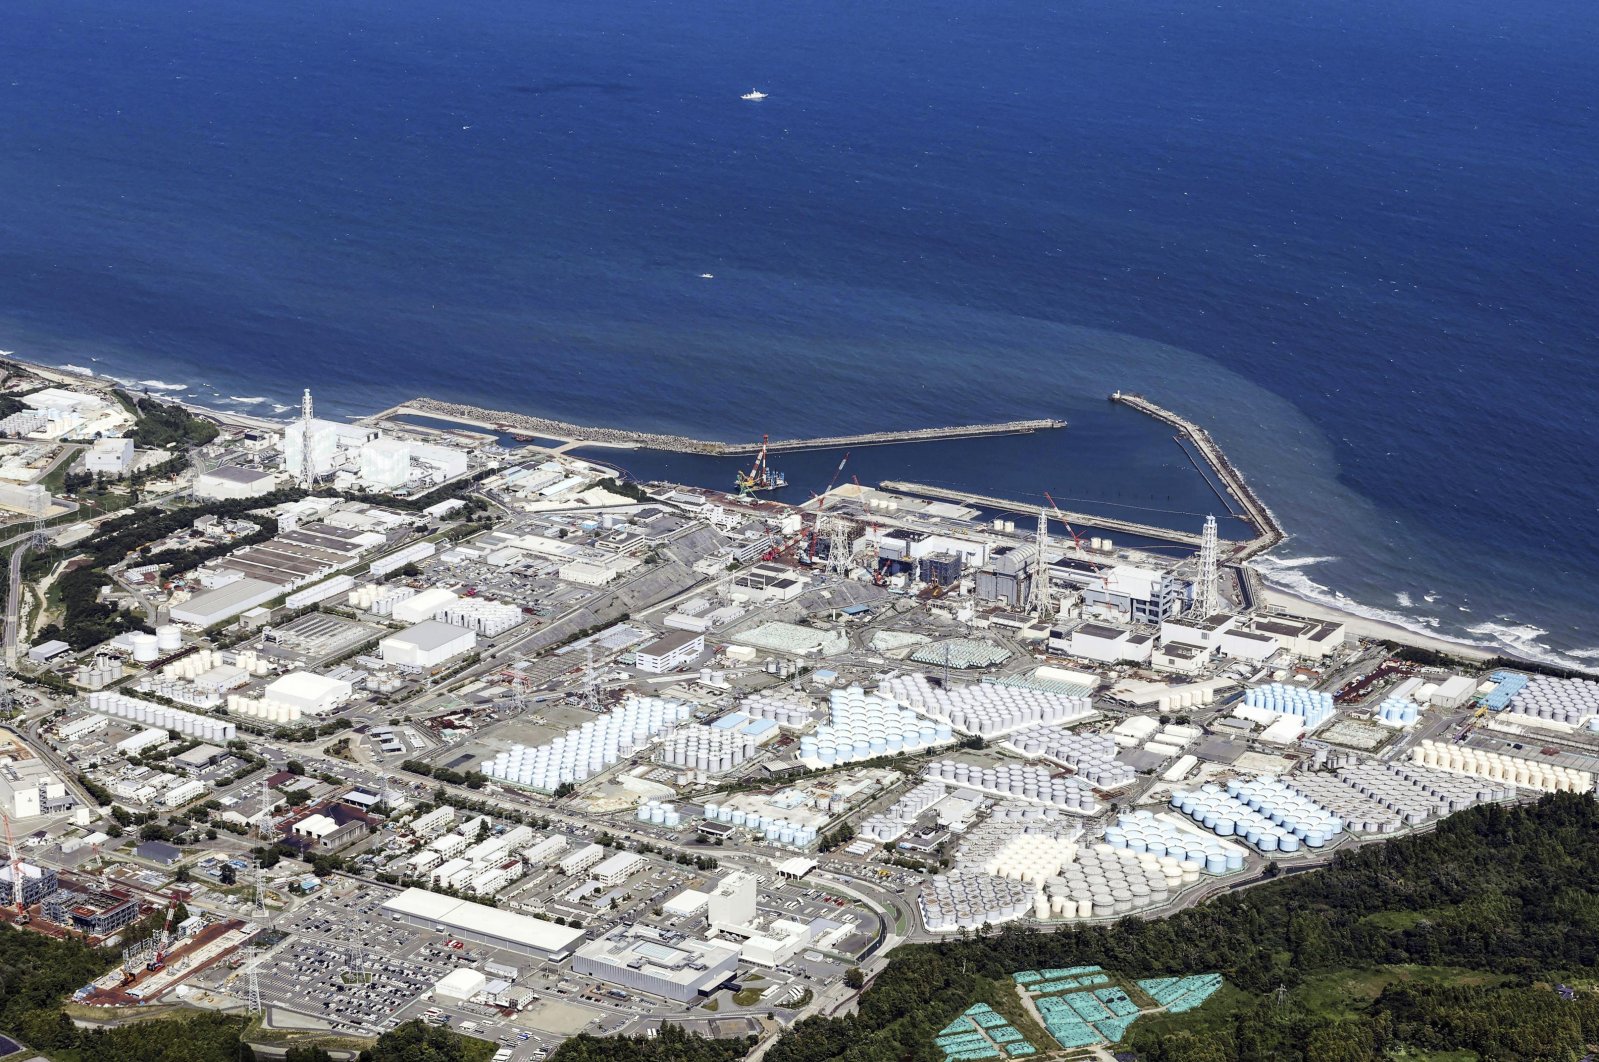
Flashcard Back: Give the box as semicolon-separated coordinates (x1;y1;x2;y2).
634;630;705;675
359;438;412;490
380;887;585;960
591;851;644;886
0;863;59;907
85;437;134;476
571;925;740;1002
1059;622;1153;664
392;587;460;625
169;576;281;627
0;759;74;818
379;621;477;670
195;465;279;500
261;671;354;715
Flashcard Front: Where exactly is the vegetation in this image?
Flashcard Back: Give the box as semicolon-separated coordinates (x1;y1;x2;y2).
123;393;220;449
552;1024;751;1062
358;1018;494;1062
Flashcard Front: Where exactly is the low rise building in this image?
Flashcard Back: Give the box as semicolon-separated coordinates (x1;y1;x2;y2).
572;925;739;1002
634;631;705;674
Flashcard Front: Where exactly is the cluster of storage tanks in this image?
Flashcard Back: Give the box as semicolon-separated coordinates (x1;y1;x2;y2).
1104;810;1246;874
1375;696;1421;728
657;728;758;774
86;691;237;742
1331;760;1513;824
135;677;220;709
1244;683;1335;727
1037;843;1185;919
348;583;417;616
162;648;270;682
635;800;683;829
798;686;951;767
1411;739;1595;793
876;673;1094;736
860;780;949;842
698;803;819;847
1006;726;1134;789
739;691;813;729
919;868;1037;931
1505;677;1599;728
481;696;692;791
925;760;1098;814
73;658;124;689
225;693;307;723
1171;778;1342;852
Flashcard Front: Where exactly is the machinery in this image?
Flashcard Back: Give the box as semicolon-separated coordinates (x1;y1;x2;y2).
735;435;788;494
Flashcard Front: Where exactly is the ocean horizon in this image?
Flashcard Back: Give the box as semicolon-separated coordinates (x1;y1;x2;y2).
2;0;1594;668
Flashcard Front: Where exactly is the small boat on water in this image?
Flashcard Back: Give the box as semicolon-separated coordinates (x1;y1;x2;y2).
741;89;767;101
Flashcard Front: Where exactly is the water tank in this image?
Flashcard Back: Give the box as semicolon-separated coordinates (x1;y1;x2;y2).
130;633;159;663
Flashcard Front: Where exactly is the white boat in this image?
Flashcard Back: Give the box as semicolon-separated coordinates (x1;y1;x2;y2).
741;89;767;101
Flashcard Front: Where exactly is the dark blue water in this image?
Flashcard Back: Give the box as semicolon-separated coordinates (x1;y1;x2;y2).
2;0;1595;666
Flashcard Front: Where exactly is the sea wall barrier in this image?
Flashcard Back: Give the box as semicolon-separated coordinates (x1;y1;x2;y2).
375;398;1064;456
1110;392;1286;560
877;481;1205;548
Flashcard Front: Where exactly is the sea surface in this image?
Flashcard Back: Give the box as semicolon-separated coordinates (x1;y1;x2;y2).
1;0;1595;667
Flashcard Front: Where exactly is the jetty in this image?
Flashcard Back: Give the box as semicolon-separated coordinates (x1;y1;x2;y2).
1110;391;1286;560
877;481;1205;549
368;398;1064;456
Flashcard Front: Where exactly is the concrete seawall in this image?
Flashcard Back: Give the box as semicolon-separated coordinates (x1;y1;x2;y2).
372;398;1065;456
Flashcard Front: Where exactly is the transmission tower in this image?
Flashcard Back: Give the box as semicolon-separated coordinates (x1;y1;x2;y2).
581;648;601;713
1027;508;1052;620
253;860;266;917
247;955;263;1014
1193;514;1220;616
296;388;315;489
824;516;850;578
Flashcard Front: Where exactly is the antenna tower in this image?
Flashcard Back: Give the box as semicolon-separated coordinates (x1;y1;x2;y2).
1194;514;1219;616
247;956;263;1014
824;516;850;577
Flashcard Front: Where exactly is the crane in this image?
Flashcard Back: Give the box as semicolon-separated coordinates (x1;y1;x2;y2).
2;811;26;924
735;435;788;495
1042;492;1086;550
147;891;181;971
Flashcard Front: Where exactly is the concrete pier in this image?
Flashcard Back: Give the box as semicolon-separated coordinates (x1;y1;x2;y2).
876;481;1205;548
1109;392;1286;560
369;398;1064;456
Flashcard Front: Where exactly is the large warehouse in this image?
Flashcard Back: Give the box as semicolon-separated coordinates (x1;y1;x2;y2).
572;925;740;1001
379;620;476;670
262;671;353;715
169;577;280;627
380;887;585;960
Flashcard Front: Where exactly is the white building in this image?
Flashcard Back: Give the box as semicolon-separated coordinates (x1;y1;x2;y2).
283;418;340;481
634;631;705;674
707;872;758;929
379;620;476;670
0;483;51;517
557;843;604;876
161;779;208;807
436;598;524;637
359;438;413;490
1218;628;1278;662
195;465;279;500
55;713;108;742
591;851;644;886
85;437;134;476
262;671;354;715
1064;622;1152;664
392;587;460;625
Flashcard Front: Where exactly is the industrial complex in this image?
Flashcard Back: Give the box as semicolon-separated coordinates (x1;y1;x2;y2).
0;358;1590;1060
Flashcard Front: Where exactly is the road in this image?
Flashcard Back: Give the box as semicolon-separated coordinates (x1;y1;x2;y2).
3;533;38;668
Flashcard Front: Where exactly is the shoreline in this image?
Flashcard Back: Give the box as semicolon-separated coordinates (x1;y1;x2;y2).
0;351;1578;673
1258;584;1495;664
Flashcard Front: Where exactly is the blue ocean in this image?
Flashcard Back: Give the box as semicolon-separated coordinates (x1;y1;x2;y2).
2;0;1595;665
